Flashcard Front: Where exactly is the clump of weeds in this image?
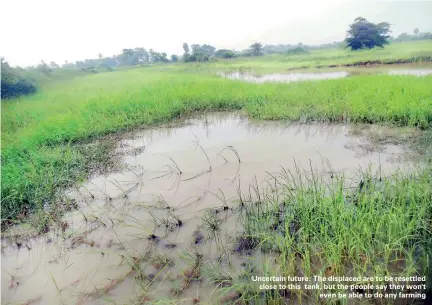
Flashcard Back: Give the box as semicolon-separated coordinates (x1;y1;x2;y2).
179;251;203;290
151;254;174;271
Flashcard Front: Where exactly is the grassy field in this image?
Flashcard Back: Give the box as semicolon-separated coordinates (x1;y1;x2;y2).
2;66;432;222
1;40;432;304
163;40;432;74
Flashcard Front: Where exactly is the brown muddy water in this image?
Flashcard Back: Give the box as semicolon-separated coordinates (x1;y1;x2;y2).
1;114;415;305
219;66;432;83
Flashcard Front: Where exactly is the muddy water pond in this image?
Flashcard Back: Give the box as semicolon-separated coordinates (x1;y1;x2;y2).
219;66;432;83
1;114;415;305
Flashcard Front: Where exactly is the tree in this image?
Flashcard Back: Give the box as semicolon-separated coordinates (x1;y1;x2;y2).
160;52;168;62
182;43;190;55
345;17;391;50
214;49;236;59
249;42;263;56
98;53;103;59
171;54;179;62
414;28;419;35
36;60;52;75
132;48;149;64
181;43;216;62
182;43;192;62
200;44;216;56
119;48;135;65
190;44;206;61
49;61;60;69
148;49;169;63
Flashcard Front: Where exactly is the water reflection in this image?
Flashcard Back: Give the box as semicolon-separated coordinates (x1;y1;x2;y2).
2;113;412;305
219;71;349;83
218;67;432;83
387;69;432;76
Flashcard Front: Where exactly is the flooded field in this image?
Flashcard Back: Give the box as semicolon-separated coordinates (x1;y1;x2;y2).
387;69;432;76
219;66;432;83
219;71;349;83
1;114;423;305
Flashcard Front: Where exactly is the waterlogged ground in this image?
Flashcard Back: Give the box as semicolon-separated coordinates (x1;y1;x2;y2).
1;114;418;305
219;65;432;83
219;71;349;83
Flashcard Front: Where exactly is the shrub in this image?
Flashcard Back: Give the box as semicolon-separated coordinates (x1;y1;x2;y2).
1;59;37;99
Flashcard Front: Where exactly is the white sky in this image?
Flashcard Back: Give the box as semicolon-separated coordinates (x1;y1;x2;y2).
1;0;431;67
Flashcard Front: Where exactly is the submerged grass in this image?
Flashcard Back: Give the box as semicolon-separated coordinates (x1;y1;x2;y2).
2;41;432;304
1;56;432;223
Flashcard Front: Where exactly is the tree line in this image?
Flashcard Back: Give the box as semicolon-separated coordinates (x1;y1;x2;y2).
393;28;432;42
2;17;431;99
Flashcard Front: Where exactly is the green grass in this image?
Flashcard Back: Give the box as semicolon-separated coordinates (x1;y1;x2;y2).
1;40;432;304
160;40;432;74
206;165;432;304
1;66;432;222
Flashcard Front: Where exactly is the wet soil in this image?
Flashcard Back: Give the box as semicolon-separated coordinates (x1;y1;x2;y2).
1;113;419;305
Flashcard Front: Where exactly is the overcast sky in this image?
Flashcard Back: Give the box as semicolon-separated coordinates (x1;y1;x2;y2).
1;0;431;67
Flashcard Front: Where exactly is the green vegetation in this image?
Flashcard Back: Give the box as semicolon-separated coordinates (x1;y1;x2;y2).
2;36;432;305
1;58;36;99
206;165;432;303
2;65;432;223
345;17;391;50
394;29;432;42
2;4;432;303
194;40;432;73
2;36;431;99
249;42;264;56
2;11;430;101
183;43;217;62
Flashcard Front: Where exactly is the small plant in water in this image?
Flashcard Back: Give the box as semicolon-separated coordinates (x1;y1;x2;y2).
202;211;220;237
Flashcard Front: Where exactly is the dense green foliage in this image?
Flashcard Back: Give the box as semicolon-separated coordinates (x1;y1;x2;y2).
214;49;236;59
249;42;264;56
1;58;37;99
183;44;214;62
345;17;391;50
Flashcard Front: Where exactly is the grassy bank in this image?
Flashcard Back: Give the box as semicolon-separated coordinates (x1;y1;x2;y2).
201;165;432;304
172;40;432;74
1;69;432;222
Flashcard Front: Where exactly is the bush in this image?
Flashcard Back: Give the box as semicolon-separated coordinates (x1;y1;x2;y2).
286;47;308;55
1;59;37;99
183;54;197;62
214;49;236;59
1;78;36;99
